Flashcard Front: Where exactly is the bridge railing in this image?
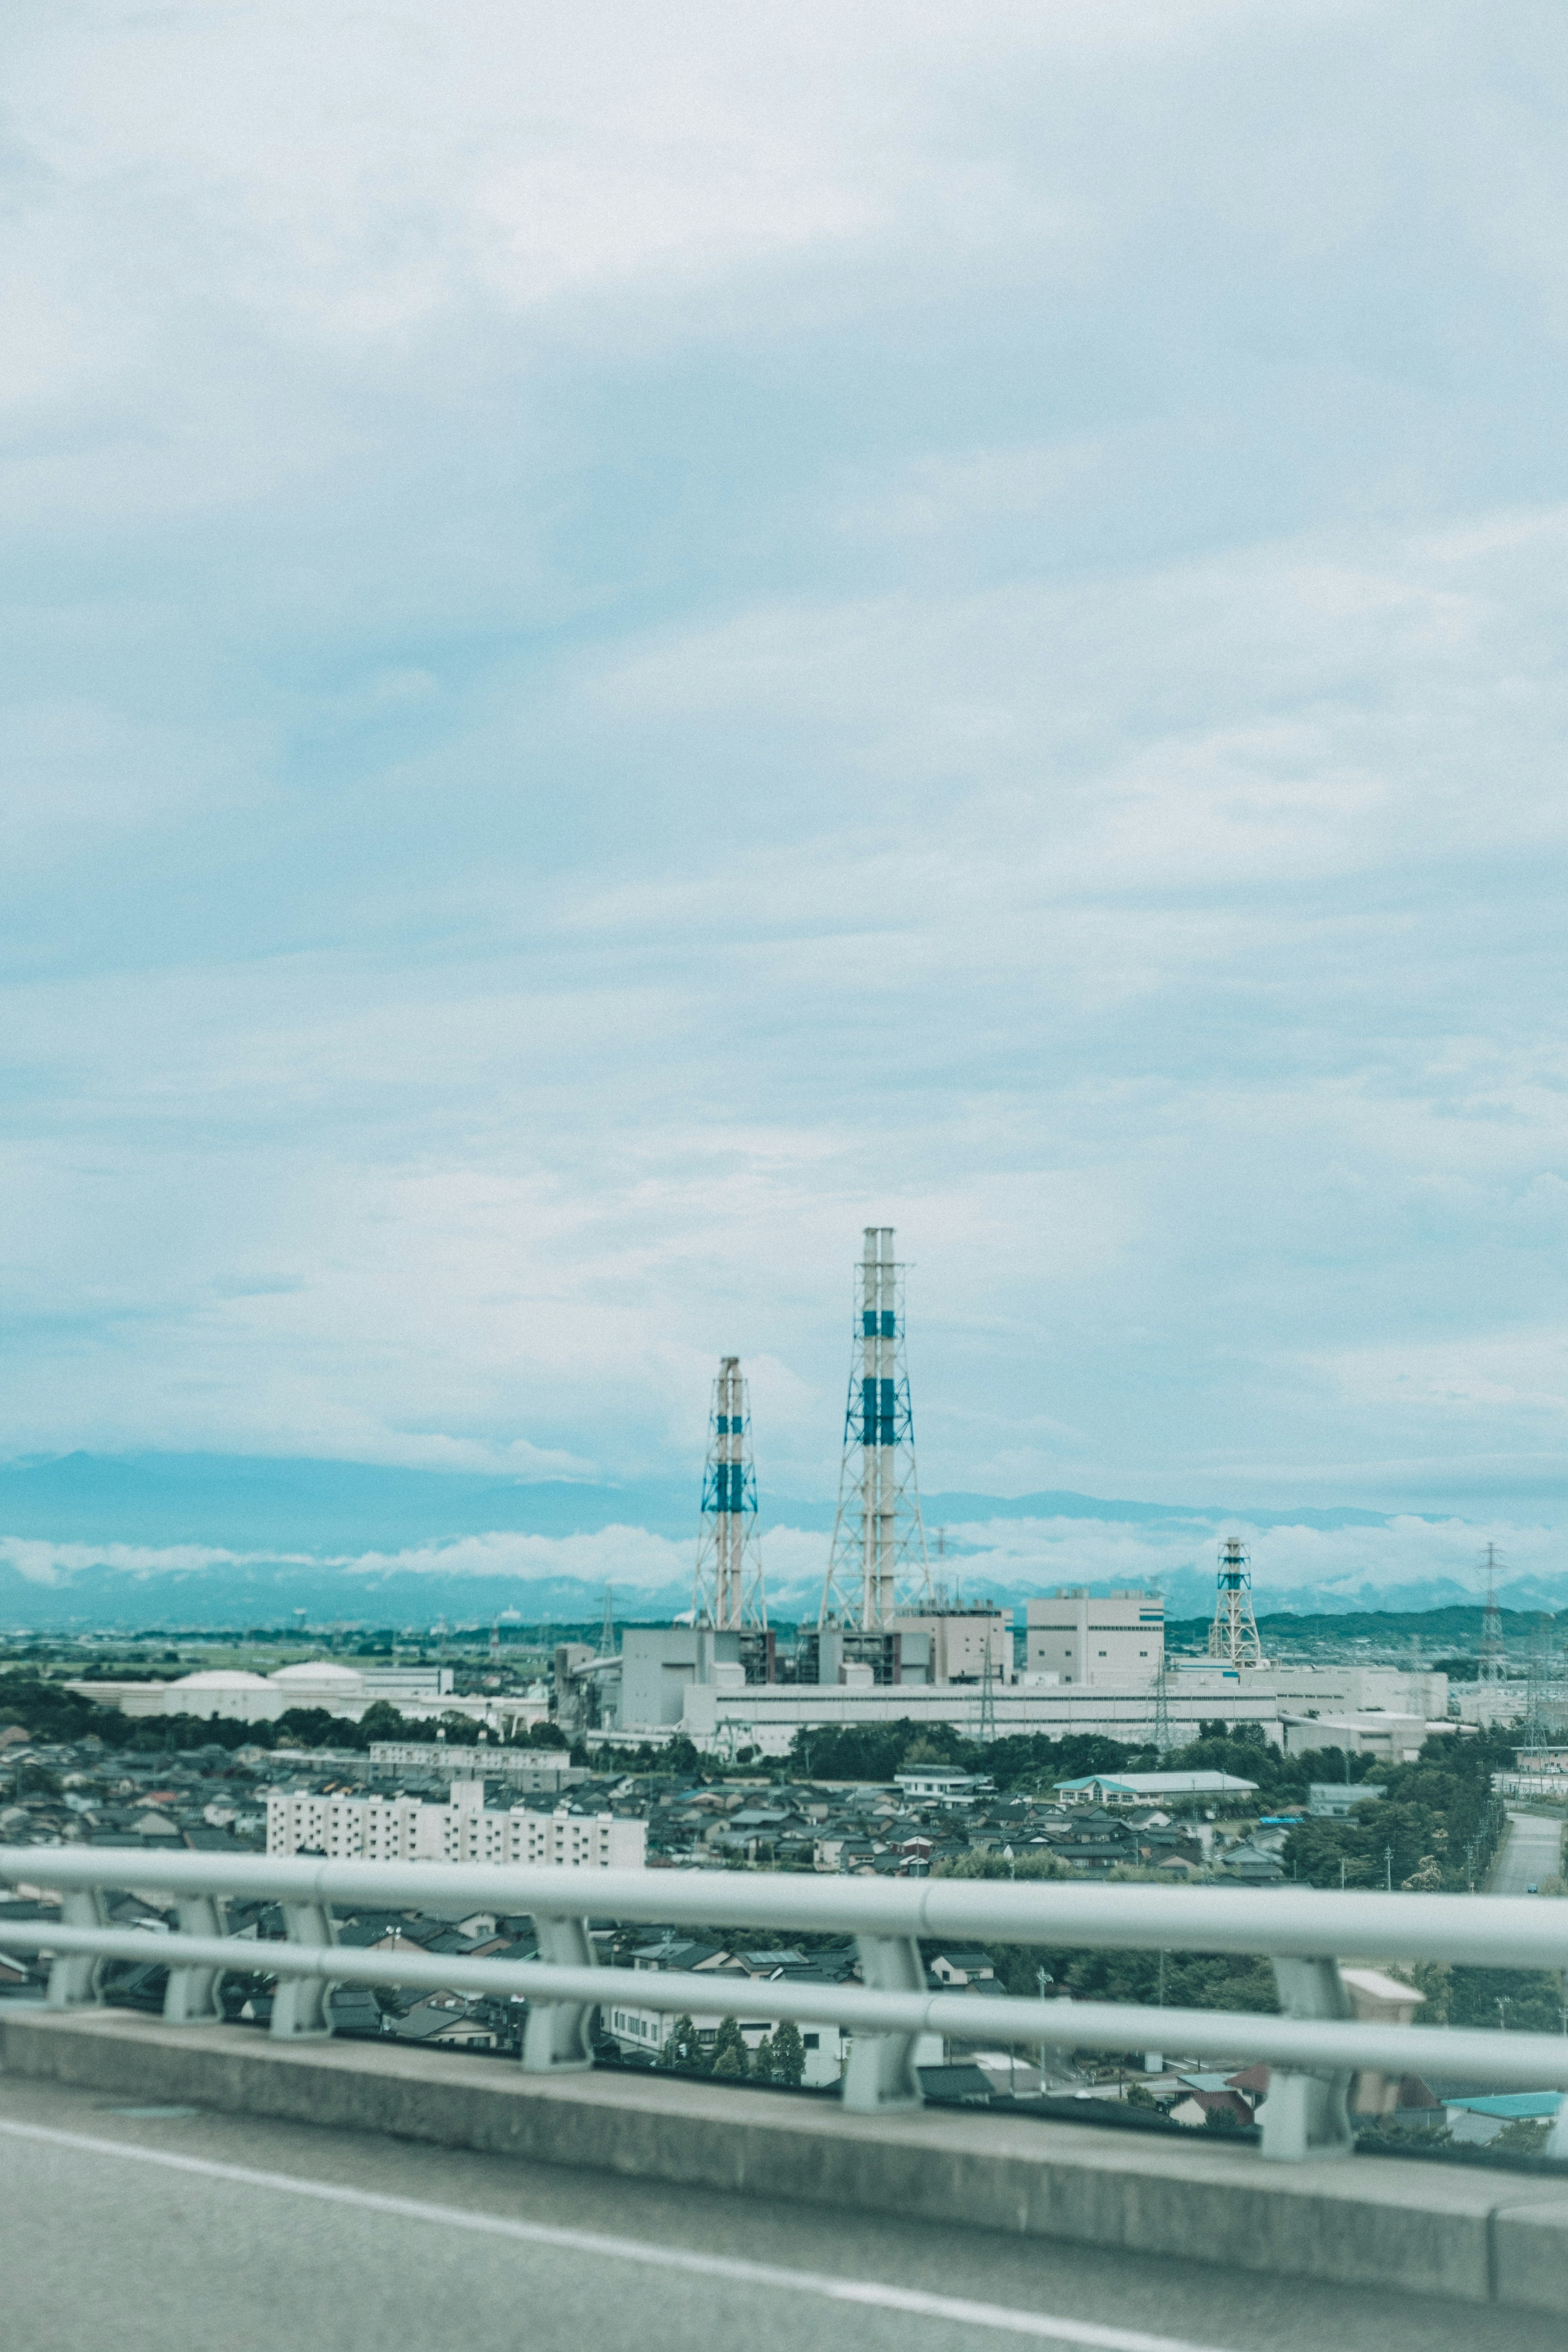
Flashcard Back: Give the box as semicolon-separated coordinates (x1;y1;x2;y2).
2;1848;1566;2163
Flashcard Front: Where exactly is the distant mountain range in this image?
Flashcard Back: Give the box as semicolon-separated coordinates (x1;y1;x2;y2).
0;1451;1564;1630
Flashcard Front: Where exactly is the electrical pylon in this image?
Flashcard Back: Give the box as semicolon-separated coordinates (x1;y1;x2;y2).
1151;1648;1173;1757
1478;1544;1506;1685
1207;1536;1263;1667
692;1356;767;1629
818;1226;932;1627
976;1641;997;1744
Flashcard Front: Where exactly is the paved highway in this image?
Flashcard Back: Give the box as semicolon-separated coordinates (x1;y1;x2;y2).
0;2071;1553;2352
1491;1810;1563;1895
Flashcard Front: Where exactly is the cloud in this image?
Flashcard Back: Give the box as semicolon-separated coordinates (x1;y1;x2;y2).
2;4;1568;1519
937;1512;1565;1609
341;1527;690;1590
0;1538;305;1590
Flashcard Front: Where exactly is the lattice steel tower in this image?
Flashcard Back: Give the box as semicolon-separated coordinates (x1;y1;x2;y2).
692;1355;766;1630
1208;1535;1263;1666
1478;1543;1506;1685
818;1226;932;1627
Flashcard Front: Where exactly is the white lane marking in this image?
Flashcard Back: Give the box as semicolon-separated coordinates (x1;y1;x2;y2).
0;2115;1225;2352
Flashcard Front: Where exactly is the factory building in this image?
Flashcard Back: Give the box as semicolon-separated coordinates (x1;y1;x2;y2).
1024;1590;1164;1685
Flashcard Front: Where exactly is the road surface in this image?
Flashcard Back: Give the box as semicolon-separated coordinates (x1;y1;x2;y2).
0;2070;1553;2352
1491;1810;1563;1895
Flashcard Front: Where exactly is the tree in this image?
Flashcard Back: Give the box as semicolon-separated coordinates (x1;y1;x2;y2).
710;2017;748;2074
770;2020;806;2087
712;2042;746;2078
356;1701;410;1742
932;1850;1071;1882
749;2032;775;2082
275;1706;361;1748
661;2013;701;2070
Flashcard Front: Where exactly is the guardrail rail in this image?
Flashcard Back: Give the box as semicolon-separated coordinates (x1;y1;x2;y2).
2;1850;1566;2163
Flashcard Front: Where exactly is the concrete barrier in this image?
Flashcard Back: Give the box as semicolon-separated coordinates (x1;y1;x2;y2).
3;2008;1564;2314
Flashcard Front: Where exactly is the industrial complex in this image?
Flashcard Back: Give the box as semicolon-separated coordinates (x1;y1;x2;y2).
552;1226;1457;1763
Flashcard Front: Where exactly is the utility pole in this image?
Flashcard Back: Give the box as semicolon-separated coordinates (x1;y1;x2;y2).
819;1227;931;1628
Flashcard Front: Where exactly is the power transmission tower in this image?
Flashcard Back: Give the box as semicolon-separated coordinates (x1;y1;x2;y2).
819;1226;932;1627
693;1356;767;1629
1521;1614;1560;1747
1207;1536;1263;1667
1479;1545;1506;1685
1151;1648;1173;1757
976;1639;997;1745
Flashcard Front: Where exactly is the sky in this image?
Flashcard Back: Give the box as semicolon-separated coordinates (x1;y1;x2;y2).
5;1;1568;1571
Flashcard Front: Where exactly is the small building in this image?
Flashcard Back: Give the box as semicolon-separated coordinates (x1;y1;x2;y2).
893;1768;993;1805
927;1949;996;1987
1308;1782;1386;1818
1053;1770;1258;1807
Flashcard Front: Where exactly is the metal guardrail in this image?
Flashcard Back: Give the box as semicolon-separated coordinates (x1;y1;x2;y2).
2;1849;1566;2163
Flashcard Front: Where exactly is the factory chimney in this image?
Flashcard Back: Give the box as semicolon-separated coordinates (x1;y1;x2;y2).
819;1226;932;1628
693;1355;766;1630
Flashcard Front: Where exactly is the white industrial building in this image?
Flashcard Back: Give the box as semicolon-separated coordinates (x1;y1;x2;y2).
1024;1591;1164;1684
600;1659;1286;1757
265;1778;646;1868
67;1659;549;1736
1280;1712;1454;1763
583;1613;1450;1761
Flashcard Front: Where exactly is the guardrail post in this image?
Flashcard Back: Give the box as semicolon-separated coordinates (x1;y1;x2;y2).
521;1914;596;2071
47;1889;107;2009
163;1896;227;2024
842;1934;926;2113
1261;1957;1354;2163
269;1901;336;2039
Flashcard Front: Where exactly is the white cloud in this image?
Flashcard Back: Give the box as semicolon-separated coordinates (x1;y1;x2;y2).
0;1538;305;1589
3;2;1567;1518
939;1511;1566;1609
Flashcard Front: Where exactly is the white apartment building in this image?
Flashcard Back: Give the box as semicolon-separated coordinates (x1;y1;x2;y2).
265;1779;646;1868
1025;1591;1165;1685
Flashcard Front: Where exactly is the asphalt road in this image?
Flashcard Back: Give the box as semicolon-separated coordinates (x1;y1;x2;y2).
1491;1810;1564;1895
0;2071;1556;2352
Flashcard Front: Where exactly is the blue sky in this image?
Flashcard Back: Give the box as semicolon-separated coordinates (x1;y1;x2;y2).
4;2;1568;1551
